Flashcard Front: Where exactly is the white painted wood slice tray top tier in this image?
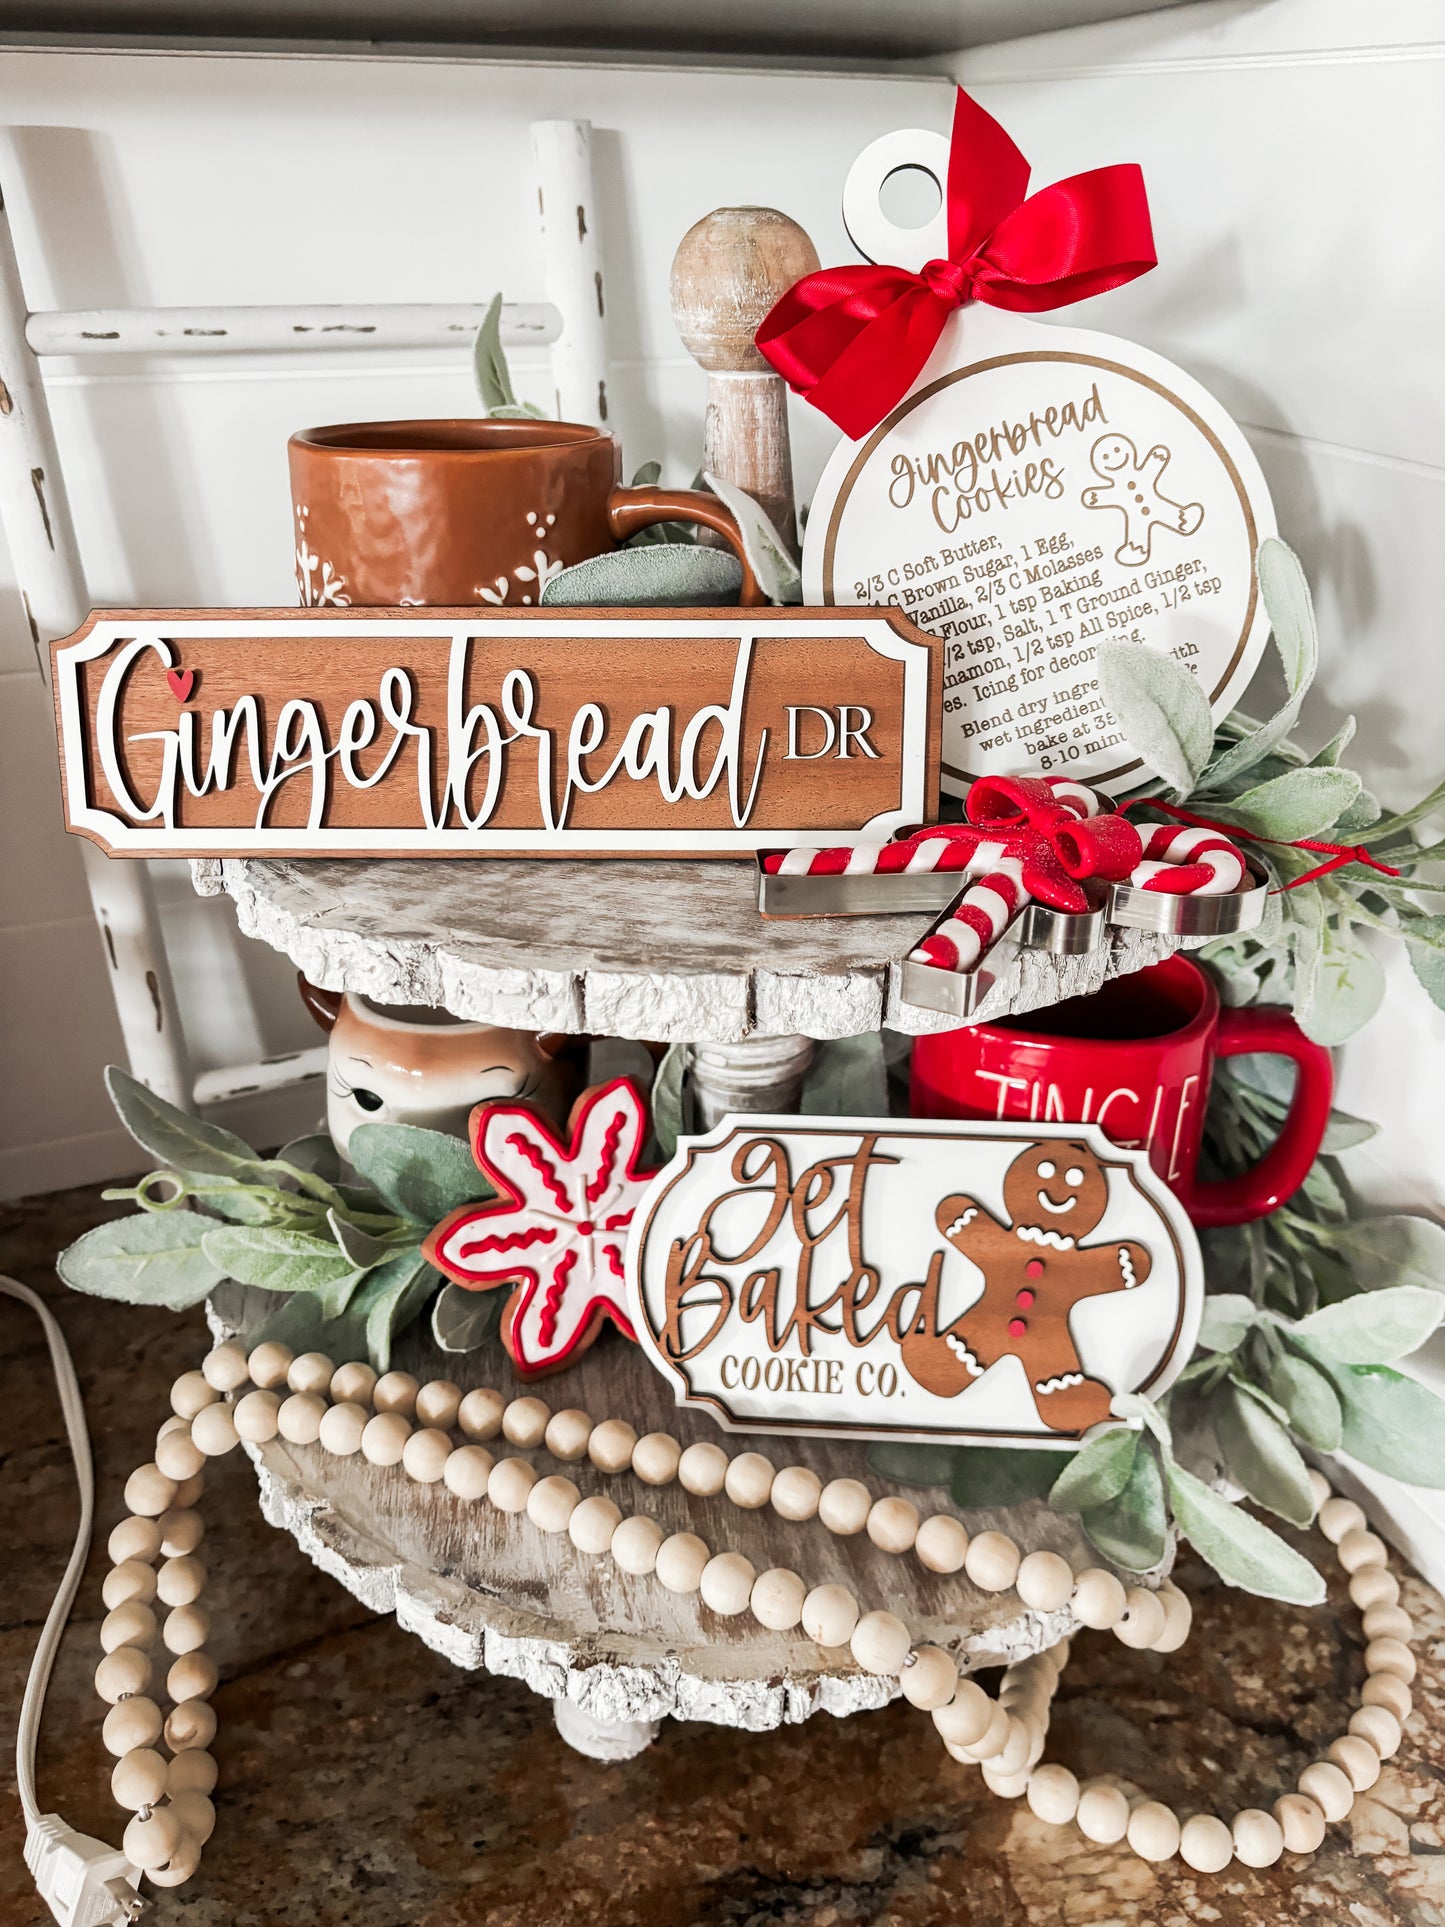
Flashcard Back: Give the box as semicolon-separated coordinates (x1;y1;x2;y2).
190;854;1190;1042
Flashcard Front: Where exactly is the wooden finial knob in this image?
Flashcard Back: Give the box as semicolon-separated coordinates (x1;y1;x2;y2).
670;207;820;374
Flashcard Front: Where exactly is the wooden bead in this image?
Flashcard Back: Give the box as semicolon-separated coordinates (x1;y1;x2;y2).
1179;1812;1233;1872
1328;1734;1382;1791
1231;1807;1284;1868
165;1698;218;1752
277;1392;326;1445
769;1465;822;1522
1076;1781;1130;1845
1318;1496;1367;1543
899;1645;957;1711
678;1443;729;1496
373;1371;419;1417
818;1477;871;1536
866;1496;920;1555
108;1517;162;1566
234;1389;282;1444
802;1583;859;1648
1361;1672;1412;1722
123;1807;182;1872
361;1411;412;1467
330;1360;377;1406
488;1456;537;1512
1114;1587;1168;1650
965;1531;1021;1593
1016;1551;1073;1613
1349;1566;1400;1613
415;1380;463;1430
172;1472;205;1510
287;1350;335;1396
933;1678;992;1749
246;1342;294;1390
156;1555;206;1608
154;1427;205;1482
168;1790;217;1847
124;1463;178;1518
163;1603;210;1655
588;1418;638;1474
96;1647;152;1704
457;1388;505;1440
1306;1467;1332;1515
1152;1582;1193;1654
157;1415;190;1442
1338;1529;1389;1574
111;1747;168;1810
632;1432;682;1486
610;1515;664;1576
171;1371;219;1419
1362;1604;1414;1643
981;1763;1032;1801
167;1749;218;1797
750;1567;805;1632
400;1426;453;1483
1349;1703;1403;1759
993;1714;1035;1778
849;1608;911;1676
167;1652;219;1703
1027;1764;1080;1826
144;1848;200;1889
201;1342;249;1393
1127;1799;1181;1863
959;1701;1010;1762
190;1402;240;1458
1365;1636;1416;1683
724;1451;775;1509
103;1695;162;1756
655;1532;710;1594
1298;1760;1353;1822
915;1515;969;1575
568;1494;622;1555
103;1560;158;1610
1071;1568;1127;1630
544;1409;593;1462
157;1508;204;1558
700;1552;756;1616
443;1445;494;1501
101;1601;156;1653
318;1401;369;1457
503;1396;551;1448
1274;1791;1327;1854
526;1474;580;1534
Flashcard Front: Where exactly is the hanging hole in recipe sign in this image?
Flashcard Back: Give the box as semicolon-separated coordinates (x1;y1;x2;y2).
842;128;951;271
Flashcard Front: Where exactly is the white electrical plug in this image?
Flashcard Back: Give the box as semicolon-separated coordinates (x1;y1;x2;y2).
24;1814;146;1925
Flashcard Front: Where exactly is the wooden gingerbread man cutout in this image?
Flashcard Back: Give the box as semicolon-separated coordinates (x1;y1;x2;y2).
1080;432;1204;567
898;1138;1152;1435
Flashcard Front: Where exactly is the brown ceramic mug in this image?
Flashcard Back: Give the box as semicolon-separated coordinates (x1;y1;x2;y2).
288;417;761;608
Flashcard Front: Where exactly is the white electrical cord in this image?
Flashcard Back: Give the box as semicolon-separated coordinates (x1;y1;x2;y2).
3;1275;146;1923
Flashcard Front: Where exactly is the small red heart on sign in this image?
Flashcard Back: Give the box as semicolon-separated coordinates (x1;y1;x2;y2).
166;668;196;702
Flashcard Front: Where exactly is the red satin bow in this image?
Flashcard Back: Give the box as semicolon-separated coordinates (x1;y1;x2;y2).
897;775;1144;913
756;89;1157;440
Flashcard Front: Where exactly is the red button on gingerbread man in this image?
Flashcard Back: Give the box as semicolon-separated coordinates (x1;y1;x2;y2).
898;1138;1152;1435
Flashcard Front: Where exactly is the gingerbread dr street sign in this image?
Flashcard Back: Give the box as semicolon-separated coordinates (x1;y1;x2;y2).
51;606;943;859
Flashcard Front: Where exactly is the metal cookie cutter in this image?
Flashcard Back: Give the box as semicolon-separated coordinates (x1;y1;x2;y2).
898;889;1108;1019
1107;857;1270;939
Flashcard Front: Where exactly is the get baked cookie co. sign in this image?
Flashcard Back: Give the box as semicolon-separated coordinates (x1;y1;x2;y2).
627;1116;1202;1448
51;606;942;859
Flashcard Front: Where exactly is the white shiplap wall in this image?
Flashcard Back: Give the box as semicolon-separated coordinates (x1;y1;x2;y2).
0;50;951;1196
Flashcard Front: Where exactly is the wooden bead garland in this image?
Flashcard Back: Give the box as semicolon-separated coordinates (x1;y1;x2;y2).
98;1341;1424;1895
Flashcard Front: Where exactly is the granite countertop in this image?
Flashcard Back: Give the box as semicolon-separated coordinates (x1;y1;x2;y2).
3;1180;1443;1927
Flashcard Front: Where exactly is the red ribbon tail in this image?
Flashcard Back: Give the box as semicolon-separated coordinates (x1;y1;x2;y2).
1121;797;1404;893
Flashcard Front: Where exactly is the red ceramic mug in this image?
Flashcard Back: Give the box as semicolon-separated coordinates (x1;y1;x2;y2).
910;956;1332;1227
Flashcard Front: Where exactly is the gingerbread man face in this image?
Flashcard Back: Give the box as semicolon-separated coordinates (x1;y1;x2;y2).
1001;1139;1108;1239
1090;433;1135;476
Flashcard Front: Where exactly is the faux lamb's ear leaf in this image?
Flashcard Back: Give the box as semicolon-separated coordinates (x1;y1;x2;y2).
327;1210;417;1272
347;1122;491;1225
541;542;742;608
1214;1382;1315;1527
1096;642;1213;793
105;1066;263;1181
801;1033;888;1117
1319;1109;1378;1153
1268;1348;1344;1451
1296;926;1386;1046
950;1447;1062;1507
431;1282;505;1355
702;471;803;605
1048;1426;1137;1514
1081;1439;1168;1571
867;1442;959;1489
1204;543;1319;789
1164;1461;1325;1603
1110;1390;1172;1450
277;1134;342;1184
1308;715;1356;767
472;292;516;412
201;1225;363;1315
1314;1359;1445;1487
1197;1293;1256;1354
57;1213;225;1308
649;1043;690;1164
360;1251;443;1373
1294;1285;1445;1365
1225;767;1362;842
1408;936;1445;1016
1324;1214;1445;1295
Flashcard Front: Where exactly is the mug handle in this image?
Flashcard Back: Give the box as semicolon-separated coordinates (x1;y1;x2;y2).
606;485;764;605
1180;1005;1334;1228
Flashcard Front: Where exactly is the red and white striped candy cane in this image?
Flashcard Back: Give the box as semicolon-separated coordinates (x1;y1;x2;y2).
1130;823;1248;896
908;860;1026;973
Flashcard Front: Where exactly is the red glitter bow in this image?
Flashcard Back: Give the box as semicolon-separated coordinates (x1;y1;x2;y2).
755;88;1157;440
920;775;1143;913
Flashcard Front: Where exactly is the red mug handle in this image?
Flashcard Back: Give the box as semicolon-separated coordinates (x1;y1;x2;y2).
1180;1005;1334;1227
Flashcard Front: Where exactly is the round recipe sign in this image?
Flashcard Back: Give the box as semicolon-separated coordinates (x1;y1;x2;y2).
804;309;1276;796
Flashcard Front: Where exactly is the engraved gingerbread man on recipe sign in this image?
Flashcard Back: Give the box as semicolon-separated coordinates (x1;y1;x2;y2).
1080;433;1204;567
899;1139;1151;1434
